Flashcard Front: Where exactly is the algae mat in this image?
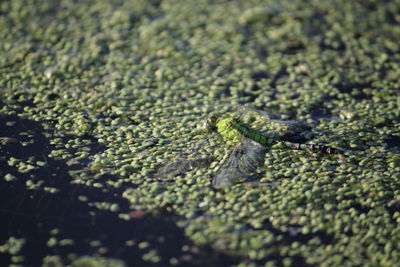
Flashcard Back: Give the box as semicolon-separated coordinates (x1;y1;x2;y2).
1;0;400;266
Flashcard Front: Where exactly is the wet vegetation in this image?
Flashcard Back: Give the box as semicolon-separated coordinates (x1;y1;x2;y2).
1;0;400;266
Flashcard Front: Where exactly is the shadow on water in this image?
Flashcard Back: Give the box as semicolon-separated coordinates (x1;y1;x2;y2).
0;114;237;266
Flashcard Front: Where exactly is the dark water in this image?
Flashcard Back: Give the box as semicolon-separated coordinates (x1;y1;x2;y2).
0;114;236;266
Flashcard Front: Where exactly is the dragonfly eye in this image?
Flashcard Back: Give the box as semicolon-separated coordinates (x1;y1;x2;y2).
204;116;218;132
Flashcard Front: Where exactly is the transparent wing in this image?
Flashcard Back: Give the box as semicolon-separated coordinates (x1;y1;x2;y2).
157;156;214;179
237;106;313;142
156;136;219;180
213;138;267;188
242;106;345;154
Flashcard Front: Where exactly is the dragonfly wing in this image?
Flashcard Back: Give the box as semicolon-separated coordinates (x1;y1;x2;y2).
158;157;214;179
239;106;313;142
156;137;219;179
213;138;267;188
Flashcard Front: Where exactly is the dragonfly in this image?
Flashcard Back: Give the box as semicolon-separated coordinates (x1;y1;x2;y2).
158;109;343;188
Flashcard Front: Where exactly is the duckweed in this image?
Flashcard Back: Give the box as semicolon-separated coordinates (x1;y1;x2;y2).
1;0;400;266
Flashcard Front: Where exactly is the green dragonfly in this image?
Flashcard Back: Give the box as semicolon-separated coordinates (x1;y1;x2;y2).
158;110;343;188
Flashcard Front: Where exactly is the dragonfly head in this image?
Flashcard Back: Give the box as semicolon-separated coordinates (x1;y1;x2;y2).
204;116;218;132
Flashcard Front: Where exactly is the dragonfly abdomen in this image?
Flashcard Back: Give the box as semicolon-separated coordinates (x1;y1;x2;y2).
229;118;338;154
215;117;339;155
281;141;338;154
229;118;274;146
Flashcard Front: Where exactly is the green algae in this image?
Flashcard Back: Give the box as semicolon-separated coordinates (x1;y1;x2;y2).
1;0;400;266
